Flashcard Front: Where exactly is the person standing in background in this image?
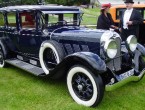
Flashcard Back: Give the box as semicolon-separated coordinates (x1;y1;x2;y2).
120;0;143;41
97;3;118;30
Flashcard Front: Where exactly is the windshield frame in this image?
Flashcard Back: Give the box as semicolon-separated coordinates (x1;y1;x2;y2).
39;11;83;28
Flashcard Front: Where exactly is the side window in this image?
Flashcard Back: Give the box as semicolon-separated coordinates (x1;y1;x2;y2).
20;12;35;28
63;14;79;25
0;12;4;26
7;12;16;27
64;14;73;25
64;14;73;22
49;14;59;24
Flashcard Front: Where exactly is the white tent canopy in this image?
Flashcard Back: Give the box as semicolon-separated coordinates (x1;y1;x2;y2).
90;0;145;5
98;0;124;5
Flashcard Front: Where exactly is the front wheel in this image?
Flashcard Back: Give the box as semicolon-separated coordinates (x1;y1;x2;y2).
67;65;104;107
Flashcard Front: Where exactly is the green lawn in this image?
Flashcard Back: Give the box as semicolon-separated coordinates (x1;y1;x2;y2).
0;66;145;110
1;7;145;110
81;8;100;25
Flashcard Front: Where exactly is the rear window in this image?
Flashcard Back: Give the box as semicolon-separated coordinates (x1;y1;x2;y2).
7;12;16;27
0;12;4;26
20;12;35;28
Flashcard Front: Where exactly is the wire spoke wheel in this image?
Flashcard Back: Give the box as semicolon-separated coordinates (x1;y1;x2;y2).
72;73;93;101
67;65;104;107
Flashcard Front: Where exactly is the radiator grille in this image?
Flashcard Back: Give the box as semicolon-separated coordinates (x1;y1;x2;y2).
64;44;90;55
73;44;81;52
65;44;73;54
107;37;121;71
81;45;90;51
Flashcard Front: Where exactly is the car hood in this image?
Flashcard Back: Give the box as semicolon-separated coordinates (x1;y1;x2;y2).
52;27;107;42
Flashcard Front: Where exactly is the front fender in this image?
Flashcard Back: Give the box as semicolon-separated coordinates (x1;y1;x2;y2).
50;52;107;79
67;52;107;73
137;43;145;55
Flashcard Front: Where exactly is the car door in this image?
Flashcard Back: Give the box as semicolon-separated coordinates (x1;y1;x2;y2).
18;11;41;56
5;11;19;50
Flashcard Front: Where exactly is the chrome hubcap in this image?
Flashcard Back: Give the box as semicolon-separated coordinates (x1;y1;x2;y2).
78;84;83;91
72;73;93;101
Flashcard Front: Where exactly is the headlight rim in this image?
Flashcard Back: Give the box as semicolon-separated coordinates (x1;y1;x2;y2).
126;35;137;52
104;39;118;59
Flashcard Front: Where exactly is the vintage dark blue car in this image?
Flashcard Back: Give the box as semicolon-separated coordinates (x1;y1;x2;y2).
0;5;145;107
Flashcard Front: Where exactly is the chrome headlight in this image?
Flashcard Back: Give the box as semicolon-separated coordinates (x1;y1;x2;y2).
104;39;118;59
126;35;137;52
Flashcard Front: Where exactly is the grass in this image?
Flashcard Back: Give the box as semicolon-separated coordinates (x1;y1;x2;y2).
1;65;145;110
1;7;145;110
81;8;100;25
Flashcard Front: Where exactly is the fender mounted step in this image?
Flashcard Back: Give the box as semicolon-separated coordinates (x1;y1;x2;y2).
5;58;45;76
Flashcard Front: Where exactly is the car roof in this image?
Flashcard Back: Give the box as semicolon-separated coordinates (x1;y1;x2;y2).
111;4;145;9
0;5;82;13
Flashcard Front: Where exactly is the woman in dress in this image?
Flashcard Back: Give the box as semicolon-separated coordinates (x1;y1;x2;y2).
97;3;118;30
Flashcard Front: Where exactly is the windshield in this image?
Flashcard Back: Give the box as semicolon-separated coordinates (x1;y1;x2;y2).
40;13;83;28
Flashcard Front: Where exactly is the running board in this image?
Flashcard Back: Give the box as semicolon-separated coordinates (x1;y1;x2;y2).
5;58;45;76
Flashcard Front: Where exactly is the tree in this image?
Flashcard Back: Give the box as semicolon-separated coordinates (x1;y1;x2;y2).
21;0;37;5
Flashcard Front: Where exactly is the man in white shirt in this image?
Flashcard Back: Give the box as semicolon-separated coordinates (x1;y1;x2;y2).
120;0;143;41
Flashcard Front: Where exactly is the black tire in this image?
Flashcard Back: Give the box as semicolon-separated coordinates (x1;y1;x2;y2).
0;47;6;68
67;65;104;107
39;40;65;74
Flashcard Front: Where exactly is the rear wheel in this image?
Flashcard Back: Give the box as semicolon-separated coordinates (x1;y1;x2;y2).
67;65;104;107
0;48;5;68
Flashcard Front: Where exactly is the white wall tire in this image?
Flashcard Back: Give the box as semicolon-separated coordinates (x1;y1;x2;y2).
67;65;104;107
0;51;5;68
39;40;64;75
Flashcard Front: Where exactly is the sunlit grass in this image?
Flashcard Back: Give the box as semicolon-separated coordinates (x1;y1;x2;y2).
0;66;145;110
81;8;100;25
1;7;145;110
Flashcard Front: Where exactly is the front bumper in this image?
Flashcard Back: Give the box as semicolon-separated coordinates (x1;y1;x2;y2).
105;69;145;91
